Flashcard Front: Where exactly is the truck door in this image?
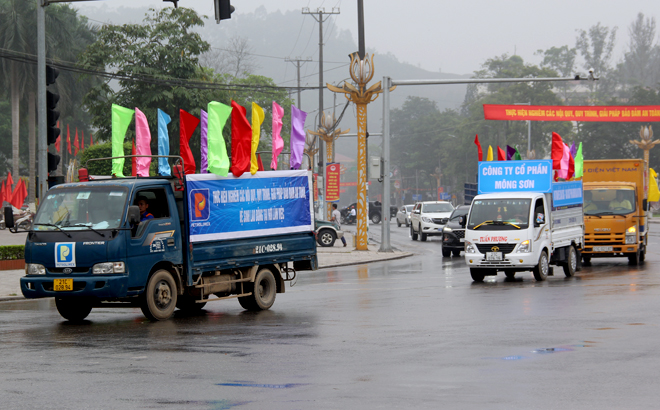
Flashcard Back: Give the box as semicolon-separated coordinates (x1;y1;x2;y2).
532;197;549;255
125;187;181;290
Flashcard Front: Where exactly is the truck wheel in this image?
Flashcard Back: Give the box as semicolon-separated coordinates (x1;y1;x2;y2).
533;250;549;281
411;225;418;241
640;246;646;262
420;232;427;241
55;298;93;322
442;248;451;257
452;250;461;257
371;213;381;224
140;269;178;321
563;246;577;277
504;270;516;279
317;229;336;247
397;219;401;227
628;251;640;266
239;268;276;311
470;268;485;282
176;295;206;312
582;255;591;265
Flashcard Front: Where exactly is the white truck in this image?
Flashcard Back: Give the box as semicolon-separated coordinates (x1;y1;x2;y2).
463;160;584;282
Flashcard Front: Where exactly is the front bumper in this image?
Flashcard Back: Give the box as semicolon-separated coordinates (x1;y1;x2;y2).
464;252;539;269
582;242;639;256
21;274;130;299
420;221;444;236
442;232;464;250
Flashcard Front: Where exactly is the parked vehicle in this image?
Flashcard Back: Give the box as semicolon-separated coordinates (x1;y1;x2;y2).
13;158;317;322
340;201;396;224
315;219;344;247
396;204;414;227
581;159;648;265
410;201;454;241
464;159;584;282
441;205;470;257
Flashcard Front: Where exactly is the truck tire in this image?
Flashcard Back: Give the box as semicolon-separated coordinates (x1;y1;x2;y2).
371;212;381;224
140;269;178;321
238;268;276;311
55;297;93;322
397;219;401;227
176;295;206;312
504;270;516;279
533;250;549;281
640;245;646;262
563;246;577;278
442;248;451;257
420;232;427;241
470;268;485;282
411;225;418;241
317;229;336;247
582;254;591;265
452;249;461;257
628;250;640;266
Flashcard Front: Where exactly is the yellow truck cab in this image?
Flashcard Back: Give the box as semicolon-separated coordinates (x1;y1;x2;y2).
582;159;648;265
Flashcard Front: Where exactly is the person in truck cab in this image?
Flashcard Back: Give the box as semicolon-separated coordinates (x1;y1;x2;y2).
583;191;597;212
137;196;154;222
609;190;632;211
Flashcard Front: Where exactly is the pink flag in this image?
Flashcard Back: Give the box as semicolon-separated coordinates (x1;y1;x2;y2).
557;143;572;180
135;107;152;177
290;105;307;170
271;102;284;170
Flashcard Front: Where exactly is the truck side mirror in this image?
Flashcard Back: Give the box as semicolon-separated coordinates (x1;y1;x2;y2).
4;207;14;230
458;215;466;227
127;206;140;225
643;199;648;211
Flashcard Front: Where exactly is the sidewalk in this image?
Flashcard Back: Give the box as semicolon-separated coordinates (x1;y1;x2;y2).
0;232;412;301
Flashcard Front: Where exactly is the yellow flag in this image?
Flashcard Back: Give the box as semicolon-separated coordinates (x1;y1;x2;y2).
650;168;660;202
250;103;265;174
486;145;494;161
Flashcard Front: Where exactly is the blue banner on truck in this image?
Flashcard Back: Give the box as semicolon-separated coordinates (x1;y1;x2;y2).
552;180;583;207
186;170;314;243
478;160;553;194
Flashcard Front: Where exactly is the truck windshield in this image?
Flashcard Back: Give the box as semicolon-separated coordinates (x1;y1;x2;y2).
584;188;635;216
468;199;531;230
422;203;454;213
34;187;129;231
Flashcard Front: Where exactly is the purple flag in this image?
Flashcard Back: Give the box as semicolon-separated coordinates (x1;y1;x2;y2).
200;109;208;173
569;142;577;158
290;105;307;170
506;145;516;161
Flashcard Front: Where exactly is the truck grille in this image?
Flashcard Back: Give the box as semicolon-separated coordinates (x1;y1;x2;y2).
585;232;625;245
476;243;516;254
454;229;465;239
432;218;448;224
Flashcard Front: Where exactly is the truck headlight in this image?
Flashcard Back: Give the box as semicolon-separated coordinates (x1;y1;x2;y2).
26;264;46;275
93;262;125;274
627;226;636;233
465;240;476;253
625;226;637;244
516;239;531;253
443;227;452;233
422;217;432;223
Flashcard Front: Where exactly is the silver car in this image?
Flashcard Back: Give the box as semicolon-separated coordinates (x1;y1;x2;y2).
396;205;414;227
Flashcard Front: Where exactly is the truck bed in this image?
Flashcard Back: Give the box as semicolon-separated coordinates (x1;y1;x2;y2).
551;205;584;249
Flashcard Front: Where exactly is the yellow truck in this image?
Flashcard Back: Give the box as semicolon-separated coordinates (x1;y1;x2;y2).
582;159;648;265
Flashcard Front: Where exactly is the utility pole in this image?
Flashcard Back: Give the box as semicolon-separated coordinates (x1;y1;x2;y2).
302;6;339;220
37;0;47;202
284;57;312;108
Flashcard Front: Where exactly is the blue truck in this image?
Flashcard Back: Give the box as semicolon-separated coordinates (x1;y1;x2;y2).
7;161;317;321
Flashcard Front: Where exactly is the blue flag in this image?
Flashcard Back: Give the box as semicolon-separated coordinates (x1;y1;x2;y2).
157;109;172;176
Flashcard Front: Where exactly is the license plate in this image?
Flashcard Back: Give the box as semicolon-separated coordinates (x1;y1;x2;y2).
593;246;613;252
460;238;465;242
54;279;73;291
486;252;502;261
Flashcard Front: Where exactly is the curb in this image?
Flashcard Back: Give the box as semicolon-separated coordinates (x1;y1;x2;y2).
0;296;27;302
318;252;414;269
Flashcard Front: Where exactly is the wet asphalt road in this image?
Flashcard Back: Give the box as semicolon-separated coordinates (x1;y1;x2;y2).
3;221;660;409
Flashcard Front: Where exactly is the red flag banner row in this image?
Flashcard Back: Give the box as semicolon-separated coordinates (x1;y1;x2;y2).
483;104;660;122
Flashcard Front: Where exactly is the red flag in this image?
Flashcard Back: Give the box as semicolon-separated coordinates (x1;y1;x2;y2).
55;135;61;153
81;130;85;151
567;145;575;180
10;178;27;209
74;128;79;156
257;153;265;172
89;133;94;146
0;180;5;205
179;110;200;175
551;132;564;170
6;171;14;193
230;100;252;177
66;125;71;154
131;140;137;176
497;146;506;161
474;134;483;161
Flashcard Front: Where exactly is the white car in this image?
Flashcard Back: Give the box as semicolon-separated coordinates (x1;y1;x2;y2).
396;205;414;227
410;201;455;241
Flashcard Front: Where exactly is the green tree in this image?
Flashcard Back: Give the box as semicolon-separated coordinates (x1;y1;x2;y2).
536;45;578;102
576;23;618;98
616;13;659;91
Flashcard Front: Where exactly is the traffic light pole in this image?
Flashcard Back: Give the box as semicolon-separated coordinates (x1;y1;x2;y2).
37;0;47;202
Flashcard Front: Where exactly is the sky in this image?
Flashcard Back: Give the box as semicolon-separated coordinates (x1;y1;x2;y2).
72;0;656;76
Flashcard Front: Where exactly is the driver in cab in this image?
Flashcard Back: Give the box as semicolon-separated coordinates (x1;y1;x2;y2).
609;191;632;211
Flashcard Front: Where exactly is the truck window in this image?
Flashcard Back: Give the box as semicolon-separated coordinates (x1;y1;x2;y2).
534;198;545;225
584;188;635;215
467;199;531;230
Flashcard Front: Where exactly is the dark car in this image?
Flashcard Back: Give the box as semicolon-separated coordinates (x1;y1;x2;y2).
441;205;470;257
339;201;397;224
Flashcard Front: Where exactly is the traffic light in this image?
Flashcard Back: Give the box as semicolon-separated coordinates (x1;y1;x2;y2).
46;65;60;172
214;0;234;23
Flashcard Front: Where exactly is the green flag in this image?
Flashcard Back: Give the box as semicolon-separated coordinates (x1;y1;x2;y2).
207;101;232;176
111;104;135;177
574;142;584;178
514;148;522;160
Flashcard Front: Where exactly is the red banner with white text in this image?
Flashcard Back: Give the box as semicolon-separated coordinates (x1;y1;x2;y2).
483;104;660;122
326;163;341;202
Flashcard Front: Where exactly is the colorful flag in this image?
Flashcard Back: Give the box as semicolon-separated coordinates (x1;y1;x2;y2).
131;140;137;177
649;168;660;202
506;145;516;161
90;133;94;146
513;148;522;161
200;109;208;174
556;143;574;180
474;134;483;161
257;153;265;172
67;124;71;154
10;178;26;209
55;135;61;153
574;142;584;178
486;146;494;161
179;109;200;175
0;179;5;205
250;102;265;175
207;101;232;176
230;101;252;177
6;171;13;193
497;146;506;161
271;102;284;170
111;104;135;178
135;107;151;177
74;128;79;156
157;109;172;176
569;142;577;158
551;132;564;170
290;105;307;170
